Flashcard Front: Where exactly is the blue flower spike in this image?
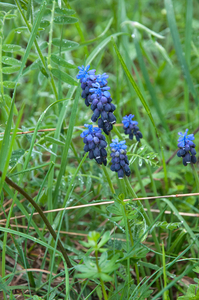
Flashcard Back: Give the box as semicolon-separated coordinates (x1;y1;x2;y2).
110;138;131;179
122;114;143;142
177;129;197;166
81;124;107;166
77;65;116;135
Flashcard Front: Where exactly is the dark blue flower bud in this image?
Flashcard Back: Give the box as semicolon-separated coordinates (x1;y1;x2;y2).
190;148;196;156
110;103;116;111
96;157;103;164
101;96;107;104
183;157;187;166
84;144;89;152
98;118;103;128
104;104;111;112
120;160;125;166
94;148;101;158
129;133;134;140
97;101;103;111
110;164;115;171
100;148;107;157
88;141;95;150
118;169;124;179
101;111;108;122
93;137;100;144
89;150;94;159
191;155;197;163
108;112;116;124
115;163;121;171
99;140;107;148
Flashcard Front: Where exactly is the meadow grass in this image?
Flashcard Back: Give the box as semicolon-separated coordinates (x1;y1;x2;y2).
0;0;199;299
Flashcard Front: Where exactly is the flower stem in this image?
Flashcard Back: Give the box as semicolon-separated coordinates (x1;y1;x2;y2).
102;164;115;195
95;250;108;300
192;164;199;192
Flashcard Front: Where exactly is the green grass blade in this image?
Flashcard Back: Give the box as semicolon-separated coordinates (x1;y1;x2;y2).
164;0;198;105
0;104;24;192
86;32;123;66
134;29;169;131
53;84;81;203
112;38;158;136
0;226;62;257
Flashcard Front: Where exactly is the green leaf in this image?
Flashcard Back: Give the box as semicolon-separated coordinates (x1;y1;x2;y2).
40;19;50;28
52;38;79;50
9;149;25;167
39;41;48;51
2;56;22;66
178;284;199;300
54;16;78;24
44;136;65;147
55;7;75;15
4;14;16;20
51;54;76;69
2;44;21;52
152;221;181;231
107;204;122;216
0;2;16;9
2;66;21;74
2;81;19;89
51;68;78;86
98;231;110;248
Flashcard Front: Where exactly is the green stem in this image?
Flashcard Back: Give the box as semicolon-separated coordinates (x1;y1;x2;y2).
0;36;4;97
126;211;140;284
102;165;115;195
192;164;199;192
119;177;127;198
47;0;55;66
0;171;82;296
95;250;108;300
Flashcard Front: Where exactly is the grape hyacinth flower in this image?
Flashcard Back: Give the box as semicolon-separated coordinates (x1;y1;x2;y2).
110;138;131;179
80;124;107;166
122;114;143;142
77;65;116;135
177;129;197;166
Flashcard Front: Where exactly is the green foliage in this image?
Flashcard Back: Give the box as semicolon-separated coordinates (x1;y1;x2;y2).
0;0;199;299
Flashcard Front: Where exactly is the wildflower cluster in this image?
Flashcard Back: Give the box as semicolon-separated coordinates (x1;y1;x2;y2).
77;65;116;135
110;138;131;179
122;114;143;142
177;129;197;166
80;124;107;166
